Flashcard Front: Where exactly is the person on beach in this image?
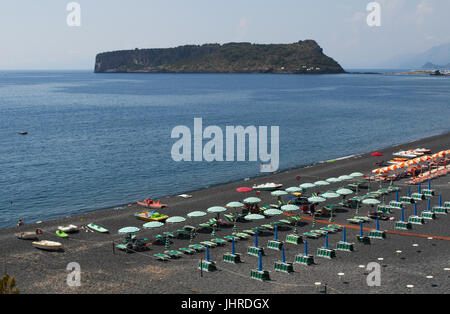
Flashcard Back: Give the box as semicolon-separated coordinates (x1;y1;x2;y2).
310;203;315;216
17;219;23;227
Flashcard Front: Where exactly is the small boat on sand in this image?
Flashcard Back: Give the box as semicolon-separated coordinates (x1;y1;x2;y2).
32;240;63;251
58;224;79;233
87;223;109;233
252;183;283;191
16;231;39;240
136;198;168;209
56;230;69;238
135;211;169;222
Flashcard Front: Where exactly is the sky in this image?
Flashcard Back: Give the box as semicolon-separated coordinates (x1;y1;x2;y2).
0;0;449;69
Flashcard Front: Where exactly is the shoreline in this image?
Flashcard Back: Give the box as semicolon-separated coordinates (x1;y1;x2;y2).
2;130;449;232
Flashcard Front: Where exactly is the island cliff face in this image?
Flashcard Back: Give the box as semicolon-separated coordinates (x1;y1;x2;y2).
94;40;345;74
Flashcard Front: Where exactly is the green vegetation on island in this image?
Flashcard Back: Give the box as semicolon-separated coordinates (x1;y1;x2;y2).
94;40;345;74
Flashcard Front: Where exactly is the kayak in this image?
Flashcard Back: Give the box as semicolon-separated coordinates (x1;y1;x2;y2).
32;240;63;251
135;211;169;222
87;223;109;233
56;230;69;238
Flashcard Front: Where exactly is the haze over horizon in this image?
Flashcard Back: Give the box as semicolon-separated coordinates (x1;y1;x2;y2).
1;0;449;70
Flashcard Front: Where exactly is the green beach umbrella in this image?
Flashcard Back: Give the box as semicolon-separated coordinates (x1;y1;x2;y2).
243;197;262;204
336;188;353;196
271;190;288;197
286;186;302;193
142;221;164;229
263;208;283;216
326;177;342;183
244;214;265;221
349;172;364;177
321;192;340;199
281;204;299;212
362;198;380;205
308;196;326;203
166;216;186;223
338;175;354;181
314;180;330;186
299;183;316;189
207;206;227;213
226;201;244;208
187;211;207;218
118;226;140;234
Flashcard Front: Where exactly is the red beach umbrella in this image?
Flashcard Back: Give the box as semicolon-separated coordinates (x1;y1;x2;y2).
371;152;383;156
236;187;252;193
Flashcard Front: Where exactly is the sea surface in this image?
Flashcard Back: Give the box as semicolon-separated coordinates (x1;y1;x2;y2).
1;71;449;228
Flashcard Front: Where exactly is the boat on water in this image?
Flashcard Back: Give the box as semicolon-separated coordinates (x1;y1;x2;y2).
87;223;109;233
32;240;63;251
136;198;168;209
18;131;28;135
252;183;283;191
135;211;169;222
58;224;79;233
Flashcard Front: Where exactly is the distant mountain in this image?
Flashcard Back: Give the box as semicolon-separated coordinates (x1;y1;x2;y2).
94;40;345;74
384;42;450;69
422;62;450;69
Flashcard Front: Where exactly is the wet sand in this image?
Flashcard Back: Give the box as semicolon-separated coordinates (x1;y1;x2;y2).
1;132;449;294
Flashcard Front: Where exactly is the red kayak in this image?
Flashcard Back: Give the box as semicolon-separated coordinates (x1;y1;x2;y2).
136;198;167;209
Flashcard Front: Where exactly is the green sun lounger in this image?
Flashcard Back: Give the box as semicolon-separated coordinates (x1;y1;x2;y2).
116;244;128;251
354;216;371;222
163;231;175;238
179;247;196;254
200;241;217;247
261;224;274;230
189;244;205;252
328;224;343;231
311;229;327;235
279;219;294;225
223;235;239;242
243;229;255;236
154;253;171;261
320;227;337;233
164;250;182;258
347;218;363;224
211;238;227;245
303;232;320;239
233;232;250;239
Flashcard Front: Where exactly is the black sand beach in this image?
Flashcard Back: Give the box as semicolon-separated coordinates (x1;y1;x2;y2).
1;132;449;294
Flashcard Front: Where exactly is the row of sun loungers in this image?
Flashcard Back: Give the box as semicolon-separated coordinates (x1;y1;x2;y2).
406;165;449;184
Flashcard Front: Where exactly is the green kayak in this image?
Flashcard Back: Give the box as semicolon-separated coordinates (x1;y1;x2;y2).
56;230;69;238
87;223;109;233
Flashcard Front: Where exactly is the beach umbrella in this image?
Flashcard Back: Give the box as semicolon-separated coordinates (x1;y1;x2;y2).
326;177;342;183
118;226;140;234
244;214;265;221
308;196;326;203
271;190;288;197
338;175;354;181
142;221;164;229
236;187;252;193
286;186;302;193
281;204;299;212
187;211;207;218
349;172;364;177
166;216;186;224
314;180;330;186
207;206;227;213
321;192;340;199
299;183;316;189
293;192;302;197
263;208;283;216
336;188;353;196
371;152;383;156
226;201;244;208
243;197;261;204
362;198;380;205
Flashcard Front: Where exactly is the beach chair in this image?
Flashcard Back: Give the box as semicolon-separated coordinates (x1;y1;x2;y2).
164;250;183;258
200;241;217;247
189;244;205;252
163;231;175;238
347;218;363;224
311;229;328;235
320;227;337;233
223;235;239;242
303;232;320;239
354;216;371;222
154;253;171;261
328;224;343;231
179;247;196;255
232;232;250;239
261;224;274;230
211;238;227;246
242;229;255;236
279;219;294;225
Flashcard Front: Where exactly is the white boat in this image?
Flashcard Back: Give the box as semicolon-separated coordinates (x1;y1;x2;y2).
252;183;283;191
32;240;63;251
16;231;38;240
58;224;79;233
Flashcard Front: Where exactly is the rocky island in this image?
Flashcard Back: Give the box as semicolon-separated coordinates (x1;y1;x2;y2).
94;40;345;74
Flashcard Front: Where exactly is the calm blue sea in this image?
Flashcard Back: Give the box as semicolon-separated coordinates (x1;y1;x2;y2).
1;71;449;228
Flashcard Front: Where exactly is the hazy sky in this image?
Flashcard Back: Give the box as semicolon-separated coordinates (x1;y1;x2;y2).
1;0;449;69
